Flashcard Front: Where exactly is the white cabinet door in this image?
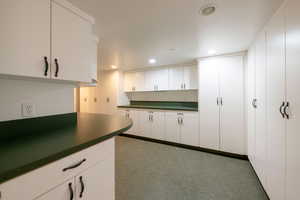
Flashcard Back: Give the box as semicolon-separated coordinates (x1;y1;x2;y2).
75;160;114;200
139;111;152;137
152;112;165;140
247;46;257;166
35;179;75;200
52;1;93;82
198;59;220;150
123;110;140;135
165;112;181;143
124;72;135;92
0;0;51;79
180;112;199;146
145;70;156;91
219;55;245;155
254;32;268;187
168;67;184;90
184;66;198;90
286;0;300;199
266;7;286;200
124;72;145;92
156;68;169;91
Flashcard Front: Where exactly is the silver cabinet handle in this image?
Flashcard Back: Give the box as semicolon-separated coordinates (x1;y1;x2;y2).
284;101;290;119
217;97;219;105
184;83;186;89
220;97;223;106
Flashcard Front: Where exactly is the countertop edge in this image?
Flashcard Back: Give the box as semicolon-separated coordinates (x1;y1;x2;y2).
0;121;132;184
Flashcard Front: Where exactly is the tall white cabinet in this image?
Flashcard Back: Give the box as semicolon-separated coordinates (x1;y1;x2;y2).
198;54;245;155
248;0;300;199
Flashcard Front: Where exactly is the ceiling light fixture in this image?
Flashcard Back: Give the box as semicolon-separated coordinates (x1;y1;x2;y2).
149;58;157;64
200;3;217;16
111;65;117;69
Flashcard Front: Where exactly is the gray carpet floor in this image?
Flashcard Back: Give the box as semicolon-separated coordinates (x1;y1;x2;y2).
116;136;268;200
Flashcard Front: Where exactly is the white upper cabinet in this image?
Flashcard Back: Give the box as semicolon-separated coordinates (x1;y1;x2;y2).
183;66;198;90
51;1;94;82
168;66;184;90
0;0;97;83
124;72;145;92
145;69;168;91
0;0;51;79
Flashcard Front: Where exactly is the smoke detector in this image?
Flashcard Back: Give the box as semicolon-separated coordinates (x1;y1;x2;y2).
200;2;217;16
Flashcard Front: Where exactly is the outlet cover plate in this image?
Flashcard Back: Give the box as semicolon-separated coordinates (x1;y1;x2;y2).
22;103;36;117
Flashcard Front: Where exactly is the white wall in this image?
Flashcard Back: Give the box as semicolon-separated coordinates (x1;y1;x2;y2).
80;70;128;115
0;78;75;121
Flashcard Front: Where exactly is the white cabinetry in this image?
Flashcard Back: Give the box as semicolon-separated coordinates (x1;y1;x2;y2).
51;0;94;82
168;66;198;90
145;69;169;91
0;0;97;83
265;5;286;199
123;109;140;135
198;55;245;155
139;111;165;139
124;72;145;92
124;65;198;92
285;0;300;199
0;0;51;79
247;0;300;199
0;138;115;200
35;179;75;200
165;112;199;146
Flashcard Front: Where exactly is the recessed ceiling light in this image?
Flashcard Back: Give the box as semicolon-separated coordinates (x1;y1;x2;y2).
200;3;217;16
111;65;117;69
208;49;217;55
149;58;157;64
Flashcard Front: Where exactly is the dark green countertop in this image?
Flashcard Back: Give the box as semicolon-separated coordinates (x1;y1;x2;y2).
0;113;132;184
118;105;198;111
118;101;198;111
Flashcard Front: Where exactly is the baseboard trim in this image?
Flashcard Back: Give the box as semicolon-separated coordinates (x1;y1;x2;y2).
120;133;248;160
248;161;270;200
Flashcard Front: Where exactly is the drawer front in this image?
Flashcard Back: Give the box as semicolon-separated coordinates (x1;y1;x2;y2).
0;138;115;200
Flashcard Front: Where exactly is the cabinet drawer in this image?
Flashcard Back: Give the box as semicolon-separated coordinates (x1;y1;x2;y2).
0;138;114;200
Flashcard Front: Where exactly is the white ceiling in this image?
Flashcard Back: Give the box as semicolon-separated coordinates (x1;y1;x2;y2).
69;0;283;70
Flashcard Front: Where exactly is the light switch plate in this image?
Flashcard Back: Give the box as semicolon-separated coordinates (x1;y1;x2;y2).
22;103;36;117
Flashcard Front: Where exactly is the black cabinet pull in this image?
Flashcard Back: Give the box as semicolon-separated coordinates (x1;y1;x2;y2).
54;58;59;77
279;102;285;118
69;183;74;200
44;57;49;76
284;102;290;119
63;159;86;172
79;176;85;198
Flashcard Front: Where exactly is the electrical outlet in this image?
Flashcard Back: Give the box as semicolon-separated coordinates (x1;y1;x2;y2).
22;103;36;117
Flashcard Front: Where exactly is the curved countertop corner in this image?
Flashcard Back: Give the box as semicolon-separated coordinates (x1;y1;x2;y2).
0;113;132;184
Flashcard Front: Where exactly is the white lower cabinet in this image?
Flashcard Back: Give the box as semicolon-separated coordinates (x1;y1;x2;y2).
122;110;140;135
35;179;75;200
0;138;115;200
139;111;165;140
165;112;199;146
